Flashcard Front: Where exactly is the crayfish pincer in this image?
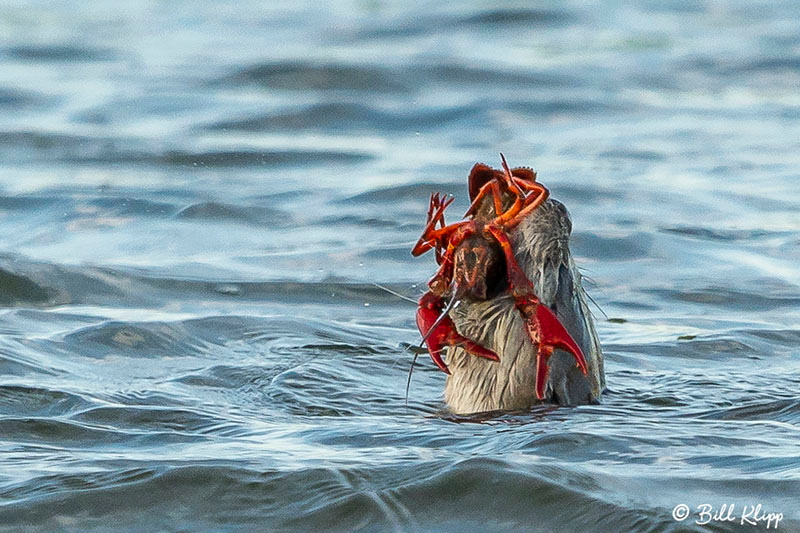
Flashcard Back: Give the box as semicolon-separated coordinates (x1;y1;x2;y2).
411;155;605;414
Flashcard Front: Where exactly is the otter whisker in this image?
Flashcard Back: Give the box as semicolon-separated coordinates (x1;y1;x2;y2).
584;289;608;320
371;282;418;304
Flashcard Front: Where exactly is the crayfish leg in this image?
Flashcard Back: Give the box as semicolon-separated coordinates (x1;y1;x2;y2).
416;292;500;374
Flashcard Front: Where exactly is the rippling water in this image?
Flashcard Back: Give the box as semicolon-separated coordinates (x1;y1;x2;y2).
1;1;799;531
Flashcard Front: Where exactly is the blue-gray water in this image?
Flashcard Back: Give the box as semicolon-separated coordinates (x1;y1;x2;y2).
1;1;799;531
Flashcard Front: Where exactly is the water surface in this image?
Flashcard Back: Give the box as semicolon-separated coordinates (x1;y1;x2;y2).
0;1;799;531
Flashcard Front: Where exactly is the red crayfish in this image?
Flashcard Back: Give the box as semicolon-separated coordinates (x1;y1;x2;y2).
411;154;588;400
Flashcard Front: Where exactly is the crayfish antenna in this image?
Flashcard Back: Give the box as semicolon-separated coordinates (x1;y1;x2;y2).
499;152;524;197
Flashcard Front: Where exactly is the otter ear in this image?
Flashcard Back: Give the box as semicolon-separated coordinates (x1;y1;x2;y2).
468;163;501;201
511;167;536;182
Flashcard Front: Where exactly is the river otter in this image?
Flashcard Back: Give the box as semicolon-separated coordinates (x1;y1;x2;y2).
443;197;605;414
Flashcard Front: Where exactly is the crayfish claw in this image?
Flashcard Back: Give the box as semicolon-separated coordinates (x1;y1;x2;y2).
520;301;588;400
427;345;451;374
534;303;588;374
416;291;499;374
